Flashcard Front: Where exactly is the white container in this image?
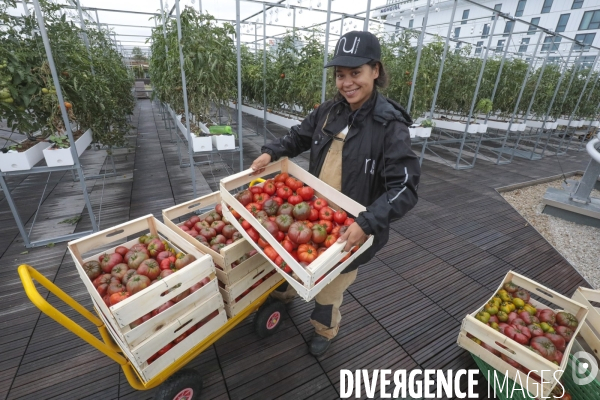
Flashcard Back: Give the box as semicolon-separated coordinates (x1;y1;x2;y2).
593;121;600;127
211;135;235;151
525;120;557;130
230;102;303;129
485;120;526;132
0;140;51;172
433;119;480;134
416;127;432;138
477;123;488;133
408;127;417;138
42;128;92;167
191;136;213;152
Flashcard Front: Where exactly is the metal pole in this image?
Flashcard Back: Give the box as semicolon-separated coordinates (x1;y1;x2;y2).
21;0;30;17
263;4;268;147
236;0;244;172
406;1;431;113
454;9;499;169
486;17;515;123
340;15;344;35
321;0;332;104
363;0;371;31
94;9;101;31
495;34;543;163
429;0;457;119
31;0;97;232
199;0;203;14
255;23;258;54
175;0;197;197
160;0;169;53
293;8;296;37
75;0;95;75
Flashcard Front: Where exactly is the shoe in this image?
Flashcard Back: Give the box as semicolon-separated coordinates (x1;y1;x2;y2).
309;335;331;357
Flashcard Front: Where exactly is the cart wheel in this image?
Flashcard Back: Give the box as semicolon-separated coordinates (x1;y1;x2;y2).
154;368;202;400
254;300;286;338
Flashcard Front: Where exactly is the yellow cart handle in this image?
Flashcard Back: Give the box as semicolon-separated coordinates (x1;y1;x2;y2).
249;178;265;187
17;264;128;365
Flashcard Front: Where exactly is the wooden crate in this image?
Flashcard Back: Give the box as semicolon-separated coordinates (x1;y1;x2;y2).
219;260;281;318
162;191;268;286
572;287;600;359
457;271;589;398
220;157;373;301
68;215;227;382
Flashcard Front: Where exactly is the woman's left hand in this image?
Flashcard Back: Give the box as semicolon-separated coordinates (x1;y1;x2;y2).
337;222;367;252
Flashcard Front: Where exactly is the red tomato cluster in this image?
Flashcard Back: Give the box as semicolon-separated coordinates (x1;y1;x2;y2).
83;235;198;308
233;269;278;303
178;204;243;253
234;173;358;277
147;309;221;365
473;281;579;395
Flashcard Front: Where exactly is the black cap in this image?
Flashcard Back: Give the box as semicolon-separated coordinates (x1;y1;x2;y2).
324;31;381;68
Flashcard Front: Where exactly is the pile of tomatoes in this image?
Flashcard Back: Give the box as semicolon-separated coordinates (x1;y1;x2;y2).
471;281;579;397
231;172;357;277
177;203;244;253
82;234;202;309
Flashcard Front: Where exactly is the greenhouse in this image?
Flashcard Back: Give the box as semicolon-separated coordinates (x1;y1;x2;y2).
1;0;600;399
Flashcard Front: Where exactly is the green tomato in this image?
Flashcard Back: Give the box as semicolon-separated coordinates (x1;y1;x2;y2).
476;311;491;324
42;88;49;94
0;97;14;103
497;311;508;322
484;302;498;315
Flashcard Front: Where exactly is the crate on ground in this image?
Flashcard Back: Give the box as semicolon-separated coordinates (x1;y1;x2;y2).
220;157;374;301
68;215;227;382
572;287;600;359
161;191;270;286
457;271;588;398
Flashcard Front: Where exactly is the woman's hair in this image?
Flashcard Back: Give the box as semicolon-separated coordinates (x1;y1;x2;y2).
367;60;389;90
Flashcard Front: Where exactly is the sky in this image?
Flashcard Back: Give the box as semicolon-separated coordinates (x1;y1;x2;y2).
12;0;391;56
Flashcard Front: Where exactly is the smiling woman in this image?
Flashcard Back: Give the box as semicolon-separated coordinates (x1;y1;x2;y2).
250;30;421;358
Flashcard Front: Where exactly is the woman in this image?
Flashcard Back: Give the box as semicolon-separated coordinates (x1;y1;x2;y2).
250;31;421;357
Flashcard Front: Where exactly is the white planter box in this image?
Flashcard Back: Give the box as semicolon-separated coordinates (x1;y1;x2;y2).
556;118;583;128
0;140;51;172
485;120;526;132
477;123;488;133
408;127;417;138
416;127;432;138
525;120;557;130
191;136;213;152
211;135;235;151
43;128;92;167
593;121;600;127
229;102;303;129
433;119;480;134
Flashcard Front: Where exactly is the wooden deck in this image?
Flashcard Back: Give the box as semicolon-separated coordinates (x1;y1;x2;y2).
0;99;592;399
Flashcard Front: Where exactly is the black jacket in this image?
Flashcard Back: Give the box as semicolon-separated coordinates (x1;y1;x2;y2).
261;91;421;271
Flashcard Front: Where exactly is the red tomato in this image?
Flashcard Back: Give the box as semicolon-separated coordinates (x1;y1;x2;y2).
276;186;292;200
275;181;285;188
271;196;284;206
276;231;285;242
274;172;289;183
331;226;341;236
246;227;259;243
249;186;263;194
230;208;241;219
297;186;314;201
257;237;270;249
317;247;328;256
285;177;303;191
311;224;327;244
324;234;338;248
246;202;262;215
333;210;348;225
109;291;130;306
313;198;328;210
291;250;299;260
318;219;333;233
263;182;276;196
298;244;317;264
241;219;251;230
288;221;312;244
288;194;303;205
263;246;278;262
160;256;176;271
158;342;174;356
308;208;319;222
281;239;294;253
253;193;270;204
319;207;334;221
344;218;355;226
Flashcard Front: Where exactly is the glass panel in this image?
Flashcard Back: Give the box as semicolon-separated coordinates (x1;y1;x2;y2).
516;0;526;17
556;14;570;32
579;11;593;29
572;0;584;9
528;18;540;35
542;0;553;13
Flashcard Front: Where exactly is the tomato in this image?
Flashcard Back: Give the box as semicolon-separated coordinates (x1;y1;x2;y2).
241;219;251;230
263;246;278;262
175;254;196;270
257;237;270;249
555;325;574;342
308;208;319;222
504;324;531;345
107;281;124;295
318;219;333;233
146;238;166;257
556;312;578;329
324;234;338;248
317;247;328;256
545;333;566;352
83;260;102;280
530;336;557;360
110;263;128;281
263;181;276;196
137;259;160;280
262;198;279;216
246;227;259;243
160;256;176;270
274;172;289;183
115;246;129;257
271;196;284;206
311;224;327;244
297;186;314;201
297;244;318;263
156;251;175;264
313;198;328;210
174;332;188;344
158;342;174;357
333;210;348;225
281;239;294;253
285;177;303;191
275;181;285;188
211;221;226;234
277;203;294;216
100;252;124;273
236;190;253;206
249;186;263;195
292;202;311;221
287;194;303;205
127;251;149;270
288;221;312;244
276;186;292;200
253;193;269;205
222;225;237;239
246;202;263;215
122;269;137;285
126;274;151;294
319;207;334;221
109;291;130;306
331;226;341;236
230;208;241;219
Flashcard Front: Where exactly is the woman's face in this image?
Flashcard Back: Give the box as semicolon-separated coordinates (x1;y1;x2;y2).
335;64;379;111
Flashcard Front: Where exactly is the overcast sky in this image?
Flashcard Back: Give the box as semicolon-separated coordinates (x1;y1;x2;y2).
13;0;390;54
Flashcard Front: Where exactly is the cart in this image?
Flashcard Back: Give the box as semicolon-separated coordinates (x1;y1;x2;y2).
18;263;286;400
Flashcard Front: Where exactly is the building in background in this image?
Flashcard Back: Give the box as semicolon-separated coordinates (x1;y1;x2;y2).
380;0;600;66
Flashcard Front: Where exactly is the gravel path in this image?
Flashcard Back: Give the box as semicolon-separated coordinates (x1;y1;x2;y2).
501;178;600;289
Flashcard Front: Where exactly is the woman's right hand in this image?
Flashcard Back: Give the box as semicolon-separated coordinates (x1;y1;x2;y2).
250;153;272;175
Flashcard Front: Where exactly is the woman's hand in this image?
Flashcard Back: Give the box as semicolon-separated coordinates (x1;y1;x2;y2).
337;222;367;253
250;153;272;175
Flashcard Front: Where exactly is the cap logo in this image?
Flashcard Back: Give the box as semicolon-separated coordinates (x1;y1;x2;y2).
337;36;360;55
